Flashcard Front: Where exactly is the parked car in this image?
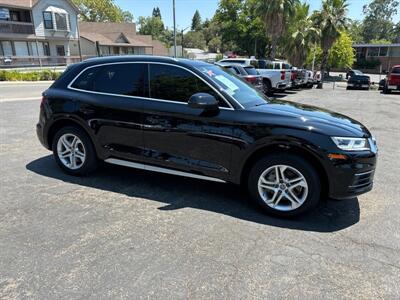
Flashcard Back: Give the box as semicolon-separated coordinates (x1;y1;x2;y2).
215;62;264;92
303;70;315;88
383;65;400;93
346;69;364;79
290;67;300;88
37;56;377;217
347;72;371;90
218;58;290;95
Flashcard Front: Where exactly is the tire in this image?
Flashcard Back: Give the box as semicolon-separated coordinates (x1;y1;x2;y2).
383;85;390;94
52;126;98;176
248;154;321;217
263;79;273;96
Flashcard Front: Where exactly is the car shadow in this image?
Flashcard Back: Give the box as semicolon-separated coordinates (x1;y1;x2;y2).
26;155;360;232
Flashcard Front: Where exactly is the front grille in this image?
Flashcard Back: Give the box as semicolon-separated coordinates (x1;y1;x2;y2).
349;170;375;192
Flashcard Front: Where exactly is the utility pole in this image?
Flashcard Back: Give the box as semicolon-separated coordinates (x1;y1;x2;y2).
173;0;177;58
311;43;316;72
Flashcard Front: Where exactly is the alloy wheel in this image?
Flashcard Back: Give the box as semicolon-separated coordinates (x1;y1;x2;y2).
257;164;308;211
57;133;86;170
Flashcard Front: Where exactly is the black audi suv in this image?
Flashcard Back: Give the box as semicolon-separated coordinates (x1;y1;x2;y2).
36;56;377;216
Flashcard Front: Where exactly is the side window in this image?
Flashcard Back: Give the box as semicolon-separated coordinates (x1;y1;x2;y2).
71;63;147;97
149;64;229;107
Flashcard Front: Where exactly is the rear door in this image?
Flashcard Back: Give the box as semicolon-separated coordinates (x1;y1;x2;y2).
141;63;235;180
69;62;147;161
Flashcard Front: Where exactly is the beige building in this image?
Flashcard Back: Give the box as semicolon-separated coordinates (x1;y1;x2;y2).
79;21;168;59
353;43;400;73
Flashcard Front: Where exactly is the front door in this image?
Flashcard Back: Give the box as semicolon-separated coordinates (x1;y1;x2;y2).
141;63;235;181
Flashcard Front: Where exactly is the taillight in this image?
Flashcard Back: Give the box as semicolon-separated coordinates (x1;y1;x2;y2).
41;95;47;108
281;70;285;80
245;76;257;84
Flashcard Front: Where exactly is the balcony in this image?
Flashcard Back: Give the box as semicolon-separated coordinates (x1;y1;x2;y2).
0;20;34;35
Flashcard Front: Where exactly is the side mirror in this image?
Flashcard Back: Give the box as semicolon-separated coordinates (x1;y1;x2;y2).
188;93;219;110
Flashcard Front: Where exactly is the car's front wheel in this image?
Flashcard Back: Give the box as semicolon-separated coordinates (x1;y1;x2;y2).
52;126;98;175
248;154;321;217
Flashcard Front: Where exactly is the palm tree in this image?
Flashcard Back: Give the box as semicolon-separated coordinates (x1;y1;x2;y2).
286;3;319;67
254;0;299;60
313;0;348;88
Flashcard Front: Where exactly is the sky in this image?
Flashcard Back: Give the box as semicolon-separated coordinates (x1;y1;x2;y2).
116;0;400;30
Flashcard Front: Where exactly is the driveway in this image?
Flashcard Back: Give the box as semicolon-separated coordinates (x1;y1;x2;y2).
0;83;399;299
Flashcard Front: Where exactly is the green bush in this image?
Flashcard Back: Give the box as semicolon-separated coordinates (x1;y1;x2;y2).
354;58;381;69
0;70;62;81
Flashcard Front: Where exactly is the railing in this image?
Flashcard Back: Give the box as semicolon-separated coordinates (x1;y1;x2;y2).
0;20;34;34
0;56;81;68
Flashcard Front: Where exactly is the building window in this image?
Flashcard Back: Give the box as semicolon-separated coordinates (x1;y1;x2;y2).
379;47;388;57
14;41;29;56
367;47;379;57
0;7;10;20
1;41;13;56
55;13;68;30
56;45;65;56
41;42;50;56
43;12;53;29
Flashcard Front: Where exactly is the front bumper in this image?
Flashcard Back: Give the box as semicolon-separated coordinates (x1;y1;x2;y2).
326;150;377;199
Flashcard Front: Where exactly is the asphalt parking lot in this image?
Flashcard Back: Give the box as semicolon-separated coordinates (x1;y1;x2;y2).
1;82;399;299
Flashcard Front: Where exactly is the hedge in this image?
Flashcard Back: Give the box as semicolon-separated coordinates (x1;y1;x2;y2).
0;70;62;81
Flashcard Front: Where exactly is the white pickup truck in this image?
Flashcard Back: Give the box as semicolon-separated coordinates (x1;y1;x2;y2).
218;58;291;95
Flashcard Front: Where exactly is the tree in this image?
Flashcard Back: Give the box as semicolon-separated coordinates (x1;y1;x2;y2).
361;0;399;42
305;31;355;71
73;0;133;22
313;0;348;88
183;31;206;49
138;16;164;38
253;0;299;59
327;31;355;69
208;36;222;52
347;20;363;43
213;0;267;56
152;7;162;18
191;10;202;31
284;3;319;67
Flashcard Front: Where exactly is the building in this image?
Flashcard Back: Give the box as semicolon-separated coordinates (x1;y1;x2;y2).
353;43;400;73
79;21;168;59
0;0;81;67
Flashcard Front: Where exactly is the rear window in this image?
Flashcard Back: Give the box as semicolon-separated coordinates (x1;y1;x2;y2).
244;66;258;75
71;63;147;97
392;67;400;74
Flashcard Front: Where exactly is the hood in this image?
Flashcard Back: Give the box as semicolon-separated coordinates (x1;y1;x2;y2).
247;99;371;137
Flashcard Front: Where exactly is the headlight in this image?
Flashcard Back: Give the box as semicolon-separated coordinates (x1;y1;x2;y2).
331;137;370;151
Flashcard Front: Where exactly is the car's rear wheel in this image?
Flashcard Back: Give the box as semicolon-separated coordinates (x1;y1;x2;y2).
263;79;273;96
248;154;321;217
52;126;98;175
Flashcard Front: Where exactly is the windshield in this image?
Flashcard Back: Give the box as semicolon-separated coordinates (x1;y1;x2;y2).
196;64;268;107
